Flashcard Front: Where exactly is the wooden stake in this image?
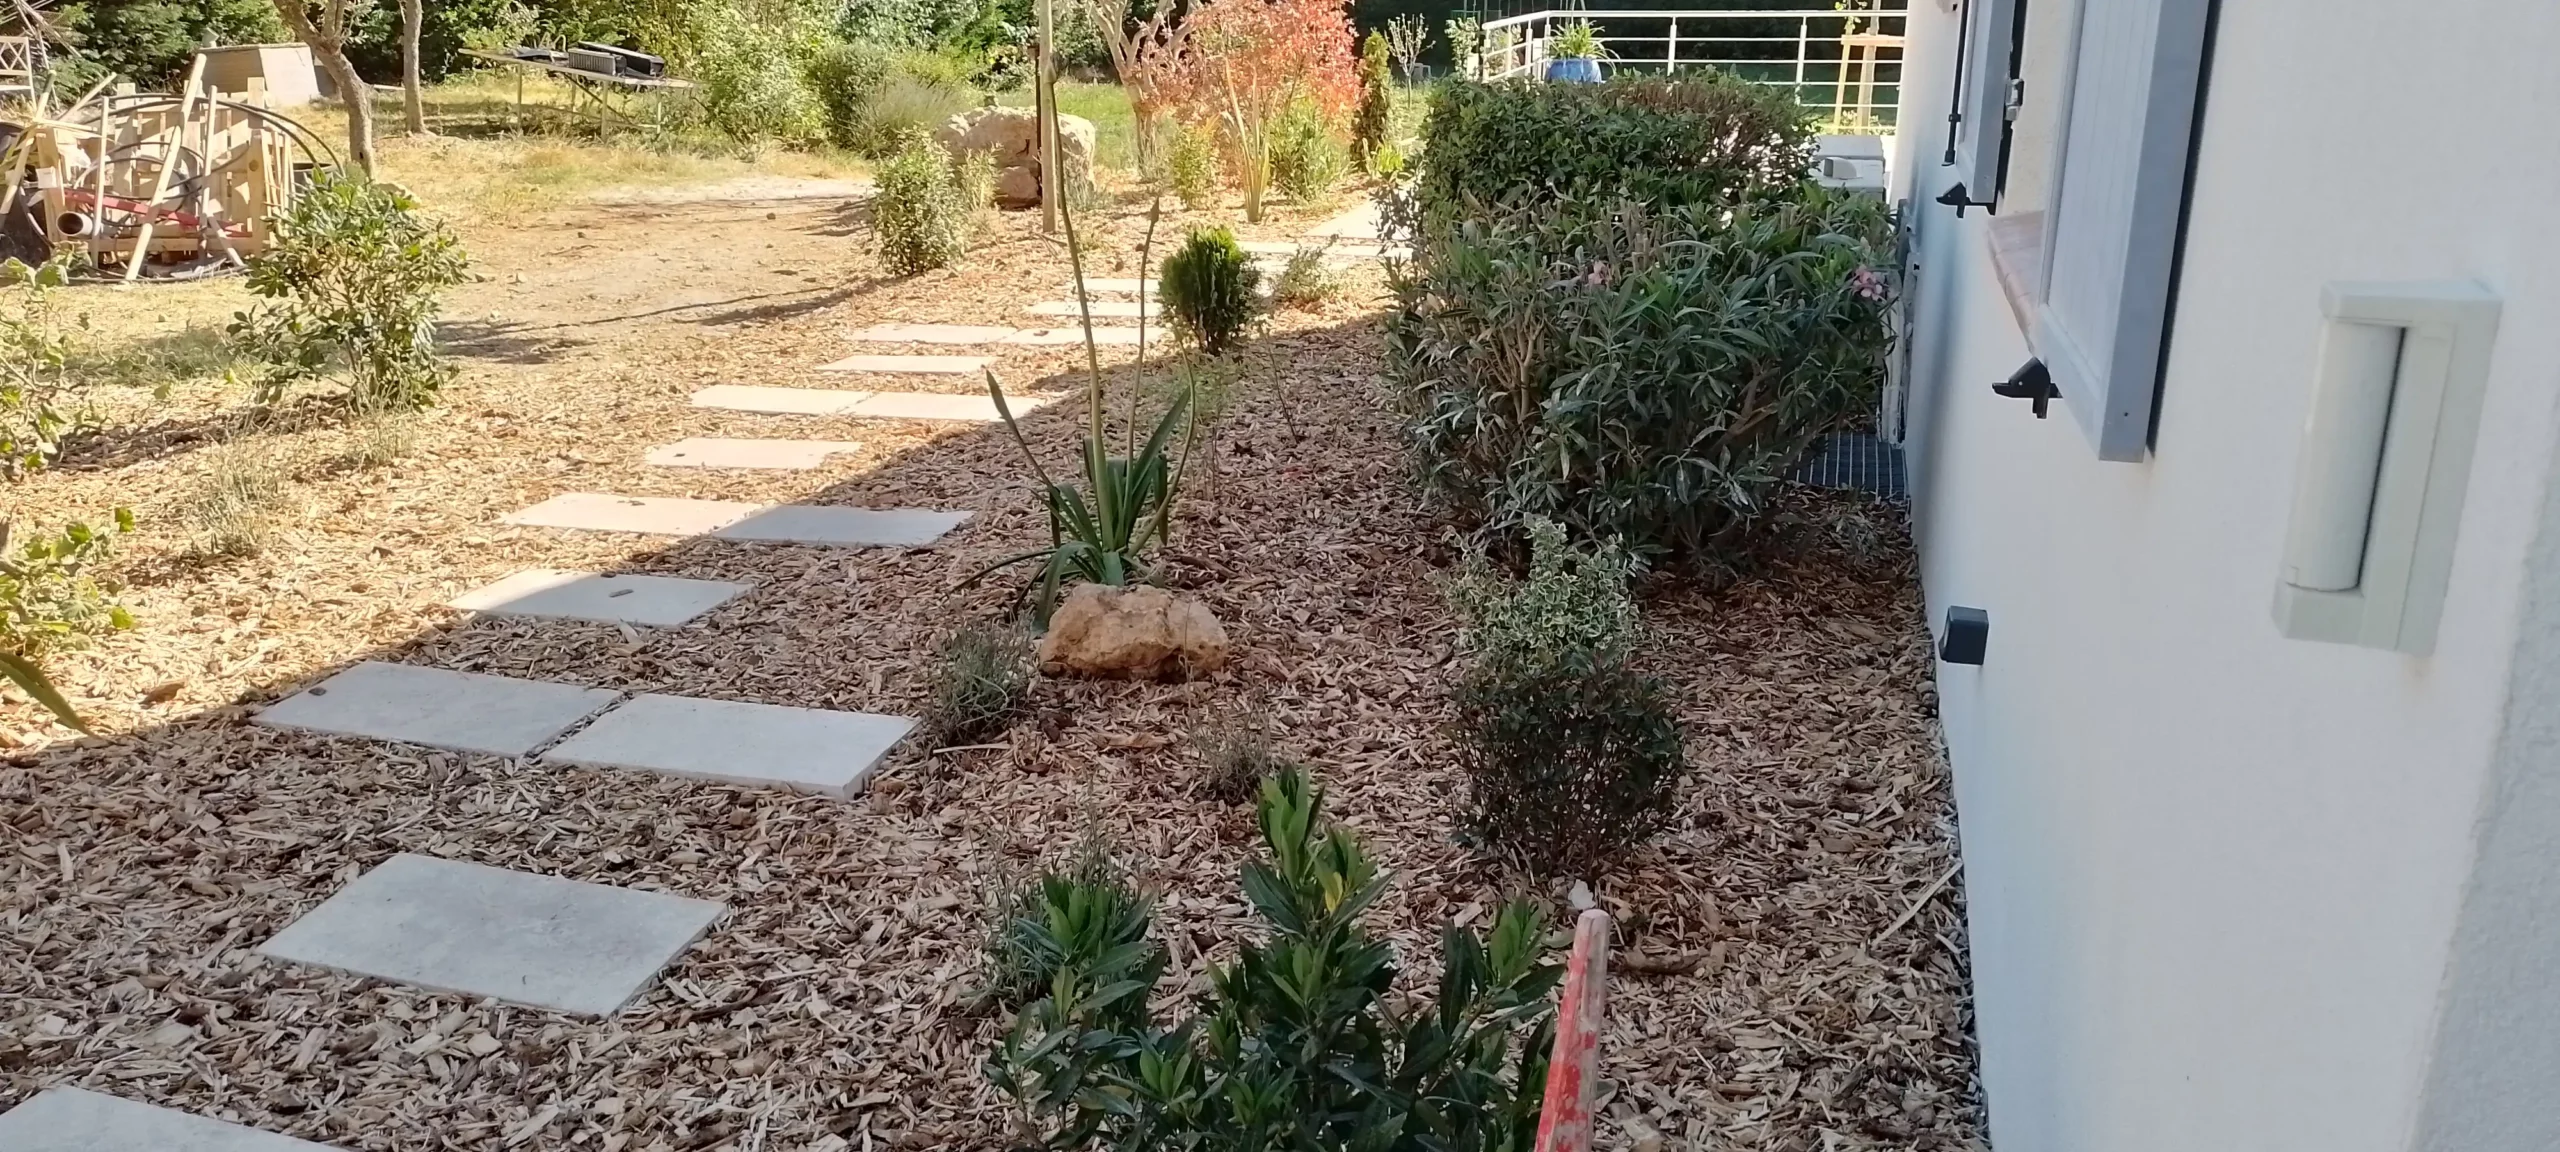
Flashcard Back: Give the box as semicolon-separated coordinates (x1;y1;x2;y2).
125;54;208;282
1533;909;1610;1152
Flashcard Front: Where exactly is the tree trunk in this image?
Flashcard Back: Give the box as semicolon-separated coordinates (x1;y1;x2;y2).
399;0;425;134
274;0;376;176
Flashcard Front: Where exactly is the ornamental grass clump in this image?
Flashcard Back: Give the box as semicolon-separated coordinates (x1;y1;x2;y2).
1448;518;1685;874
986;768;1560;1150
923;619;1032;746
1158;226;1261;354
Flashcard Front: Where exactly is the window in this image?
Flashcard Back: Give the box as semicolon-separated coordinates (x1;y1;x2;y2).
1941;0;2218;462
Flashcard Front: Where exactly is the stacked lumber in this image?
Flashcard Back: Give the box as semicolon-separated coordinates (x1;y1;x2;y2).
6;55;330;279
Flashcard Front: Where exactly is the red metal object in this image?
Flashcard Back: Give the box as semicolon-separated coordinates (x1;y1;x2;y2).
1534;909;1611;1152
62;189;248;236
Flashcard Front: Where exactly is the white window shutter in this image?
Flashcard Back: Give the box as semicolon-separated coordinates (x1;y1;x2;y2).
2031;0;2215;461
1947;0;2021;207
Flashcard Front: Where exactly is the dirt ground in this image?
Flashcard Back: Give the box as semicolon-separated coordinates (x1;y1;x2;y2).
0;164;1983;1151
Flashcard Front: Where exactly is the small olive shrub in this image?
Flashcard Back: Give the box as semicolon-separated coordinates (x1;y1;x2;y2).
923;618;1031;747
233;171;468;413
0;256;90;479
1448;518;1685;873
1166;124;1220;211
987;769;1559;1150
874;138;970;275
1157;226;1261;354
1270;247;1342;308
1270;99;1350;203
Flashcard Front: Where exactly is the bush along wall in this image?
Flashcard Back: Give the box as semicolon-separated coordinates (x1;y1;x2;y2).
1387;186;1894;566
1384;73;1891;568
1412;73;1815;220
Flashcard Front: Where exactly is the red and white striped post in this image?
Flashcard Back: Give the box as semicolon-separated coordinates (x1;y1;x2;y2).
1534;909;1612;1152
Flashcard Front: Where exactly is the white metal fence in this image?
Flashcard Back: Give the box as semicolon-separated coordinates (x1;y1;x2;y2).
1474;7;1904;132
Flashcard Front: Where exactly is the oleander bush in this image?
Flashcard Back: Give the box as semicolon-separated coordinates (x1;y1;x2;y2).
1447;518;1684;874
1410;74;1813;222
986;768;1559;1151
1387;188;1894;564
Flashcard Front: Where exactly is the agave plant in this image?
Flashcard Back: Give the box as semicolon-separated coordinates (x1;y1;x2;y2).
975;195;1198;621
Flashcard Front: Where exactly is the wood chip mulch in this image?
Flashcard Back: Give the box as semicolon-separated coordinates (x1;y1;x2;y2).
0;179;1983;1151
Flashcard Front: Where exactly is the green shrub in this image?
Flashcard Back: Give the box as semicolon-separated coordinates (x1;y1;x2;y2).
1158;227;1260;354
1166;124;1220;210
874;139;970;275
1269;246;1341;308
1448;518;1684;874
987;768;1559;1150
233;172;469;414
923;619;1030;746
0;257;92;480
1388;189;1893;564
1414;74;1812;219
692;3;825;143
1353;31;1392;167
1269;99;1350;204
810;42;978;156
0;512;134;660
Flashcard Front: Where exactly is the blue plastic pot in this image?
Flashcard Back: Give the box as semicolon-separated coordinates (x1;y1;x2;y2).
1545;57;1603;83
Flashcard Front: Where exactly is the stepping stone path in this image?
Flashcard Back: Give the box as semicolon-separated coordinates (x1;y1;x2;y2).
645;437;862;470
816;353;988;374
256;662;618;757
544;693;915;798
1310;201;1382;239
848;323;1145;346
450;569;750;627
257;853;724;1016
0;1087;343;1151
504;493;971;548
689;386;1042;423
1237;238;1407;261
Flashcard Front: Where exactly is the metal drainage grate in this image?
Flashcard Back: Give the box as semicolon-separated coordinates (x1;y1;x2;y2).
1794;433;1906;498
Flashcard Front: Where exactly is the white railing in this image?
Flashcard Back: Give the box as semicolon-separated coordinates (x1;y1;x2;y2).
1474;7;1904;132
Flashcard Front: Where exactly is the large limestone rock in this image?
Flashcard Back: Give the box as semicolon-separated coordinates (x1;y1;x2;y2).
1038;584;1229;681
933;106;1095;208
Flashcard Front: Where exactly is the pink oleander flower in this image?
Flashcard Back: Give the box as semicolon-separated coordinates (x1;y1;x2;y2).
1849;265;1888;301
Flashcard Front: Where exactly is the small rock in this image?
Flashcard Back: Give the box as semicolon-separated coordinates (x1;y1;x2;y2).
1037;584;1229;681
141;680;185;705
144;1021;195;1048
1568;879;1596;911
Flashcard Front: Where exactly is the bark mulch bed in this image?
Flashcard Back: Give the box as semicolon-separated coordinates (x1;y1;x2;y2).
0;180;1982;1151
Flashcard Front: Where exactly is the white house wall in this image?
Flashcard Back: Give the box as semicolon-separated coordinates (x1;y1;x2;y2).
1894;0;2560;1149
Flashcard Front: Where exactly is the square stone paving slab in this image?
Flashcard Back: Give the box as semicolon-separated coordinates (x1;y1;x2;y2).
257;853;723;1017
711;505;971;547
449;569;751;627
1003;326;1145;346
844;391;1045;423
1027;299;1156;319
848;323;1019;345
255;662;619;757
816;353;990;374
689;385;867;415
645;437;862;470
0;1087;341;1151
1066;278;1156;296
503;493;759;536
544;693;916;798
